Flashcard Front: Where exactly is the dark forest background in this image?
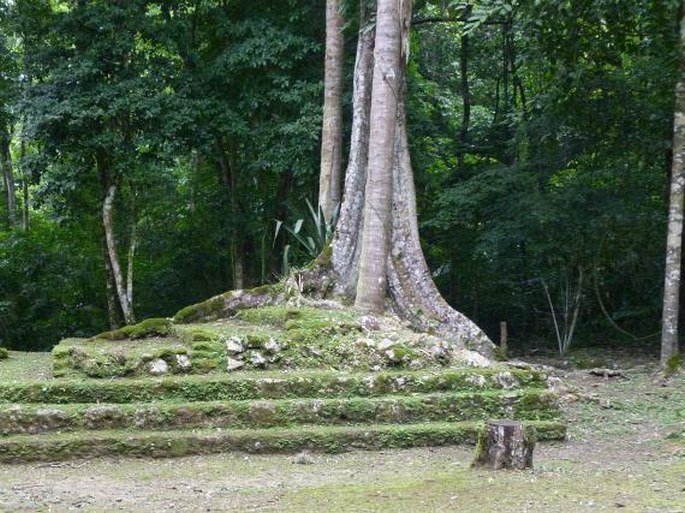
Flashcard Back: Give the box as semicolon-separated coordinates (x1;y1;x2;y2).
0;0;680;353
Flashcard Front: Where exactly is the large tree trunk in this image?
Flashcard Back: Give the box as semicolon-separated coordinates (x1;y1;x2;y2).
0;129;17;227
387;91;492;354
661;5;685;367
355;0;405;312
318;0;345;224
325;0;493;354
331;0;375;297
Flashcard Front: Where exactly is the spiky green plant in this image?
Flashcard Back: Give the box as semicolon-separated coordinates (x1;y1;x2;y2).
275;199;339;274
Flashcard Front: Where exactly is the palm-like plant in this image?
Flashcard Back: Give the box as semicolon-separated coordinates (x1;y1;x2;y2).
274;199;339;274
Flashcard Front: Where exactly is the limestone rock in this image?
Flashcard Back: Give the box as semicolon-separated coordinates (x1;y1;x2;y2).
225;337;244;354
378;338;394;351
358;315;380;332
456;349;491;368
226;357;244;372
250;351;267;367
175;354;192;370
429;344;450;362
493;371;519;389
293;450;315;465
466;374;487;388
357;338;376;348
384;348;397;362
264;337;281;354
149;359;168;376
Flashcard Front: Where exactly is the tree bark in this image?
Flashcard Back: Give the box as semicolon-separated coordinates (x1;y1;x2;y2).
323;0;493;354
458;34;471;168
472;420;536;470
126;188;137;310
102;180;135;325
319;0;345;224
0;129;17;228
355;0;405;312
20;139;28;232
661;5;685;367
102;233;124;330
217;138;246;290
331;0;375;297
387;88;492;355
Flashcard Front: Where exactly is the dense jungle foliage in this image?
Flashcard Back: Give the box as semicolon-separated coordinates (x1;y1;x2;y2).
0;0;682;352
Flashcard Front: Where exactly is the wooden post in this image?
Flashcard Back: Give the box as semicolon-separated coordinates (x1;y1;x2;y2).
499;321;508;357
472;420;535;470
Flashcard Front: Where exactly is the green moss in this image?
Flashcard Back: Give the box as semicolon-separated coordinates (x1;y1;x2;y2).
493;346;508;361
50;337;197;378
172;284;281;324
173;295;229;324
179;326;220;343
0;420;566;464
0;368;551;404
471;424;487;466
95;318;173;341
0;347;8;360
664;352;682;376
248;284;279;296
237;306;294;327
312;243;333;269
385;344;419;366
512;390;562;421
245;333;270;349
190;340;223;352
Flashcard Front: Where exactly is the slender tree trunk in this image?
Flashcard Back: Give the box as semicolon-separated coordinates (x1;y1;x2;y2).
190;150;199;215
228;141;245;289
232;244;245;289
319;0;345;223
272;169;294;278
458;34;471;168
126;222;137;310
661;5;685;366
355;0;405;312
102;233;124;330
126;188;137;310
331;0;375;297
0;129;17;227
216;138;246;289
102;179;135;325
20;139;28;232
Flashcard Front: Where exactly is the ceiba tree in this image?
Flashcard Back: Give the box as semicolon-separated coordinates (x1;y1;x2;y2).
175;0;491;355
317;0;493;355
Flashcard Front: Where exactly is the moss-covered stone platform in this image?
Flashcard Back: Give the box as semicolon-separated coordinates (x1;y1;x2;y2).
0;298;567;462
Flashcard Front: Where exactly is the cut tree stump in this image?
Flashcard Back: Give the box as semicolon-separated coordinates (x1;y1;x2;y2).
471;420;536;470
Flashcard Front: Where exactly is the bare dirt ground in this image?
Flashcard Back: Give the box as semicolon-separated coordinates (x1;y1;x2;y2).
0;355;683;513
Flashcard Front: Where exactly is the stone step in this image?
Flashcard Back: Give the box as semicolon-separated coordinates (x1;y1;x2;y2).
0;368;548;404
0;420;567;463
0;389;560;435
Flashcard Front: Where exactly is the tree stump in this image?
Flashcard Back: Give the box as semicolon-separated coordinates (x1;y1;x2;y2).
471;420;536;470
